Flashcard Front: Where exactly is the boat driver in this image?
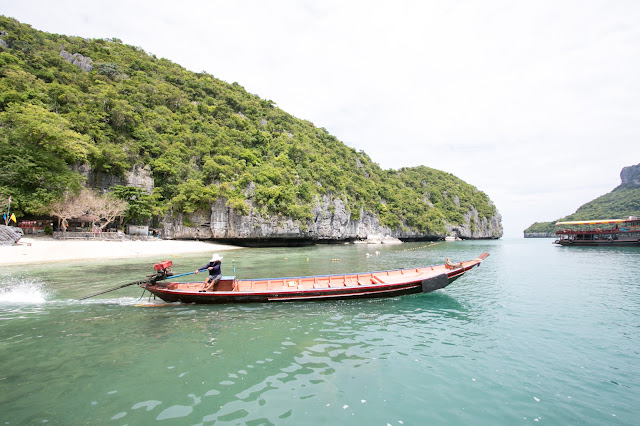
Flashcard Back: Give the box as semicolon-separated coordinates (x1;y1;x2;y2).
195;253;223;292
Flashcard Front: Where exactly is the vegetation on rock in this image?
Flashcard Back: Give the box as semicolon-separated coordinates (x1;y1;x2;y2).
0;17;498;236
524;185;640;235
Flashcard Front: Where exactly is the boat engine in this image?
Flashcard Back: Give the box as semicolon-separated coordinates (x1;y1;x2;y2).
152;260;173;282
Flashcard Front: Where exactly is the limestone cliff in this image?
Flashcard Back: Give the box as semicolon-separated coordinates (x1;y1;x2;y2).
75;164;154;194
619;163;640;188
161;195;502;244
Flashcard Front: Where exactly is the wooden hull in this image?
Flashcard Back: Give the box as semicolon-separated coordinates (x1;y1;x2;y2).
142;253;489;304
555;239;640;247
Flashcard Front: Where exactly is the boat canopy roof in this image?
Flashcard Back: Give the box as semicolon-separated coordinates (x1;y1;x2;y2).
555;219;629;226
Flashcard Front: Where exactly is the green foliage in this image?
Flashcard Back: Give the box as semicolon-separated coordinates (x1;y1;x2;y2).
564;186;640;220
523;221;555;234
170;179;219;214
524;185;640;234
110;185;155;223
96;62;125;80
0;16;497;235
226;195;249;216
0;103;89;213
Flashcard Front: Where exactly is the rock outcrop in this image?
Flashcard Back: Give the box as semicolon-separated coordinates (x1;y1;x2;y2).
620;163;640;188
0;225;23;245
75;164;154;194
446;205;503;240
160;195;502;244
0;31;8;49
60;50;94;72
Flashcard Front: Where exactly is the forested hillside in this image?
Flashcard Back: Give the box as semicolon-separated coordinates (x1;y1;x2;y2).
0;17;500;239
524;165;640;236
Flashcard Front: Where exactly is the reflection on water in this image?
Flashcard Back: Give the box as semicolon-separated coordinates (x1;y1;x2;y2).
80;297;480;424
1;239;640;424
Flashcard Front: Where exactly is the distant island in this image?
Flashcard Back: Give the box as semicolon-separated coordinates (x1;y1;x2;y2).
523;163;640;238
0;16;502;244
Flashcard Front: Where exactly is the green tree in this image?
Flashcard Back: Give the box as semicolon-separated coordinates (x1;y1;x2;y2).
170;179;219;214
0;103;90;214
110;185;155;224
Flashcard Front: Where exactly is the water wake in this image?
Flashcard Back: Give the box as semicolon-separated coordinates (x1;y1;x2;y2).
0;277;49;304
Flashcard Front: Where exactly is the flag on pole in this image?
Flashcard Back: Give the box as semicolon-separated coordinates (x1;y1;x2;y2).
7;196;11;203
10;213;16;223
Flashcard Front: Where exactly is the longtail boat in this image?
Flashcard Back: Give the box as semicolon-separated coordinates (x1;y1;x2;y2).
554;217;640;247
138;253;489;304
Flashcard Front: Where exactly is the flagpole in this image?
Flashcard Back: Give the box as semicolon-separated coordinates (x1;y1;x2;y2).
5;196;11;226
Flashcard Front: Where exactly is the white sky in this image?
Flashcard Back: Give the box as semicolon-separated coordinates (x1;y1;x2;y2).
2;0;640;237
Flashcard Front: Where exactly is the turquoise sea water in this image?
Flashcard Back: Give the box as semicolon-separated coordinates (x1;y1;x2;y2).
1;238;639;425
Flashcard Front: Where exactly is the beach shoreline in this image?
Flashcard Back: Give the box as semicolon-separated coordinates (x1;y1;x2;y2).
0;236;241;266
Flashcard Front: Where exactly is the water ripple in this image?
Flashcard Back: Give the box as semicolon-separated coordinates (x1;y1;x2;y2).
2;240;640;424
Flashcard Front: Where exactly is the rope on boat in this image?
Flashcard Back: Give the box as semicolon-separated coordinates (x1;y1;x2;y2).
77;276;160;300
77;269;198;301
136;288;147;302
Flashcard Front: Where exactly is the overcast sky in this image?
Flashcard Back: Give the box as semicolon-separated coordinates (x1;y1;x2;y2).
2;0;639;237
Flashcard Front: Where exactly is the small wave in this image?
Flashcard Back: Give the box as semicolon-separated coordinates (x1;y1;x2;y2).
78;296;173;307
0;277;49;304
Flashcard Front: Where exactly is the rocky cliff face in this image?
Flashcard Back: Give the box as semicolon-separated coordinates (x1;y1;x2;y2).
76;164;154;194
447;205;503;239
161;195;503;243
620;163;640;187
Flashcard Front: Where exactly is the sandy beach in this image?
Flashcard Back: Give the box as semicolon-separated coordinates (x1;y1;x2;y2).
0;236;241;265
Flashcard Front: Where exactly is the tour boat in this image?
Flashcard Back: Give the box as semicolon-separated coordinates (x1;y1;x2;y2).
554;216;640;246
139;253;489;304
